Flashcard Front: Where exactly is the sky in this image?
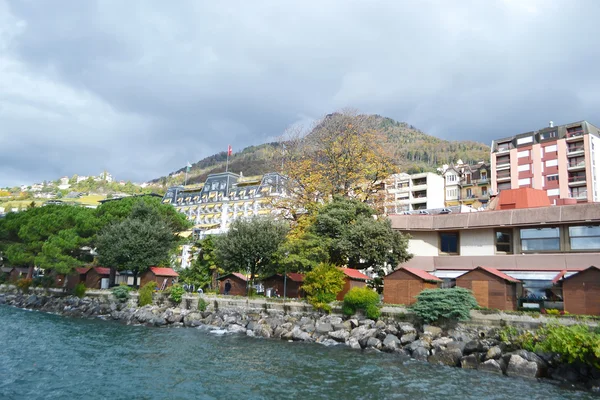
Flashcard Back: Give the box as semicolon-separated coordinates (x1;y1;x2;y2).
1;0;600;187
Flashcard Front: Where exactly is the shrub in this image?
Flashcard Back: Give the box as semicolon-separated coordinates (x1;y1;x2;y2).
16;278;33;293
536;323;600;368
342;287;381;319
198;297;208;312
73;283;86;298
410;288;478;323
544;308;561;316
138;281;156;306
169;284;186;303
0;273;7;284
302;263;346;313
111;285;132;302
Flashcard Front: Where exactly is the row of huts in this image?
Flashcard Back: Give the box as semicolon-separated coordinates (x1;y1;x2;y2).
383;265;600;316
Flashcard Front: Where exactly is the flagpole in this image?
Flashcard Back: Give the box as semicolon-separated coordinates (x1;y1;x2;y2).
226;150;230;172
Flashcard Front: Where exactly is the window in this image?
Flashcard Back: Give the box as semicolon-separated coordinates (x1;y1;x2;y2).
517;136;533;145
518;178;531;185
518;164;530;172
520;227;560;251
439;232;459;254
545;144;557;153
547;188;560;196
466;188;472;198
540;130;557;140
518;150;530;158
482;186;488;196
498;182;511;191
569;225;600;250
547;175;559;181
495;230;512;253
447;174;456;183
545;159;558;167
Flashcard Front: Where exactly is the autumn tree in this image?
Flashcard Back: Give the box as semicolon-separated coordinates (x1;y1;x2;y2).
279;111;394;214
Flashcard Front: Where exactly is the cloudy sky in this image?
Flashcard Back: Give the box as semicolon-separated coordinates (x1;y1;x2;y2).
1;0;599;187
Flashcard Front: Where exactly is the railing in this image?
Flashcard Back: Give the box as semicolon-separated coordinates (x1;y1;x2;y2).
568;175;586;183
567;145;584;153
496;144;513;152
566;130;584;138
568;160;585;168
496;172;511;179
570;190;588;198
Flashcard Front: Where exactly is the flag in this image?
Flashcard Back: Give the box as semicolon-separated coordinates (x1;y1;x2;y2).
186;162;192;172
227;145;232;156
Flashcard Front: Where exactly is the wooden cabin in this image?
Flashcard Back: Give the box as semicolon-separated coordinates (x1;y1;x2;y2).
65;267;91;290
337;268;370;301
10;267;31;282
140;267;179;290
456;266;522;311
383;267;442;305
218;273;248;296
85;267;111;289
262;273;305;298
562;266;600;315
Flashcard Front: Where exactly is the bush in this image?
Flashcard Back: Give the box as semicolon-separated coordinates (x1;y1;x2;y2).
16;278;33;293
342;287;381;319
169;284;186;303
138;281;156;306
198;297;208;312
111;285;132;302
0;273;7;284
536;323;600;368
302;263;346;313
410;288;478;323
73;283;86;298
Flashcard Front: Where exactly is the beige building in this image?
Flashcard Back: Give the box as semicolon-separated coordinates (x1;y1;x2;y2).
490;120;600;204
439;161;490;208
381;172;445;214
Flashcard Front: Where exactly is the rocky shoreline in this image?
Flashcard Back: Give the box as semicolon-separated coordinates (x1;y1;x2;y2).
1;289;599;392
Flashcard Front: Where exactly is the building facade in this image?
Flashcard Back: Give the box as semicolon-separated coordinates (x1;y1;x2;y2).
440;161;490;208
382;172;445;214
162;172;287;237
490;120;600;204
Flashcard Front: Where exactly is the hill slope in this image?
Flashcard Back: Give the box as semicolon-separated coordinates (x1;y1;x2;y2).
153;114;490;185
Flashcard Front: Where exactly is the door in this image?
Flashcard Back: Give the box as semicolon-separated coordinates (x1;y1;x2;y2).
472;280;489;308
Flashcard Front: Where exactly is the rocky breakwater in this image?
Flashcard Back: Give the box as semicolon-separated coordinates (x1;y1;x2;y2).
1;289;598;391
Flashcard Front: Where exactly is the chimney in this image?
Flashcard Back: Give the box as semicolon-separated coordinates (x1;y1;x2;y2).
549;121;554;128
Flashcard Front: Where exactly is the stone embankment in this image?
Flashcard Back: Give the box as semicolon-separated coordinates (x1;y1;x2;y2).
0;286;598;392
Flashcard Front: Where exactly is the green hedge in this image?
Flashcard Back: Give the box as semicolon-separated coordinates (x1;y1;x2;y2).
138;281;156;306
410;288;478;323
342;287;381;319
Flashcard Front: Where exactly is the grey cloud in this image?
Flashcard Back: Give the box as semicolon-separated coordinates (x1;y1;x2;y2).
1;0;600;186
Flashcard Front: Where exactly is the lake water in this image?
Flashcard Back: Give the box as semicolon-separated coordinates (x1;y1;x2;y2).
0;306;595;400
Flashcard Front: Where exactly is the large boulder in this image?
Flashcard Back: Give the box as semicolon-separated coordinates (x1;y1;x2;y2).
460;354;479;370
228;324;246;334
359;319;375;327
506;355;539;379
350;325;377;342
407;339;432;353
422;325;443;339
316;322;333;334
400;332;417;345
366;337;382;350
431;337;454;351
328;330;350;342
486;346;502;360
428;348;463;367
412;347;429;361
385;324;399;336
446;341;467;353
347;337;361;350
399;323;416;335
382;334;401;352
480;359;503;375
291;326;312;342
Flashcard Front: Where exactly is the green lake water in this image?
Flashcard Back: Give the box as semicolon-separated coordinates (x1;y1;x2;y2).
0;305;595;400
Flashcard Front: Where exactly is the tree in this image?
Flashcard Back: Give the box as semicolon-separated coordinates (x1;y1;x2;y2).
280;110;394;212
179;236;222;290
214;217;289;290
302;263;345;312
312;197;411;275
0;205;98;276
95;202;177;287
275;215;329;273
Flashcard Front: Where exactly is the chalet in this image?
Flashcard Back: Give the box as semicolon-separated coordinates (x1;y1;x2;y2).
455;266;522;311
383;267;441;305
561;266;600;315
85;267;111;289
337;268;370;301
140;267;179;290
262;273;304;298
217;273;248;296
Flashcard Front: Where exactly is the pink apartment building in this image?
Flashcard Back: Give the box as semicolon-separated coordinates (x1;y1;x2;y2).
491;120;600;204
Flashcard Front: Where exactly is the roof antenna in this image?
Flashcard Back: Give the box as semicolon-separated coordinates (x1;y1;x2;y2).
549;121;554;128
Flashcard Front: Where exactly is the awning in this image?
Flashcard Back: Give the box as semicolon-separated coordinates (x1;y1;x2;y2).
206;204;215;209
162;199;171;204
178;230;193;238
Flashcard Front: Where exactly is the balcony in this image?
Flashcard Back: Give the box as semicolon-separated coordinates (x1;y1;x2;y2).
567;144;585;156
475;177;489;185
495;143;513;154
567;160;586;171
570;190;588;199
568;175;587;187
460;179;474;187
496;172;511;182
566;130;584;142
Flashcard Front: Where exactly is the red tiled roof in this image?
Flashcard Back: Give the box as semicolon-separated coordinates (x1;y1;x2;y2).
552;270;567;284
150;267;179;277
286;272;305;282
475;266;521;283
93;267;111;275
397;267;442;282
495;188;551;210
218;272;248;282
561;265;599;282
76;267;91;274
340;268;369;281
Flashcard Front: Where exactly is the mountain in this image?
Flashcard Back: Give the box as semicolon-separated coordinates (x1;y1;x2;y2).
152;114;490;185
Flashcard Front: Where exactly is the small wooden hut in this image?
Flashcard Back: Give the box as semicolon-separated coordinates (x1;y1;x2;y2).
85;267;111;289
562;266;600;315
337;268;370;301
456;266;522;311
10;267;31;282
217;273;248;296
65;267;91;291
140;267;179;290
383;267;442;305
262;273;305;298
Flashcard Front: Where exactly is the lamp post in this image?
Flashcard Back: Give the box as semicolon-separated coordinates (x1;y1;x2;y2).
283;252;289;303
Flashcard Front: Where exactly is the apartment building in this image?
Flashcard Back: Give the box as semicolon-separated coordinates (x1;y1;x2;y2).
389;188;600;297
490;120;600;204
439;161;490;208
382;172;445;214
